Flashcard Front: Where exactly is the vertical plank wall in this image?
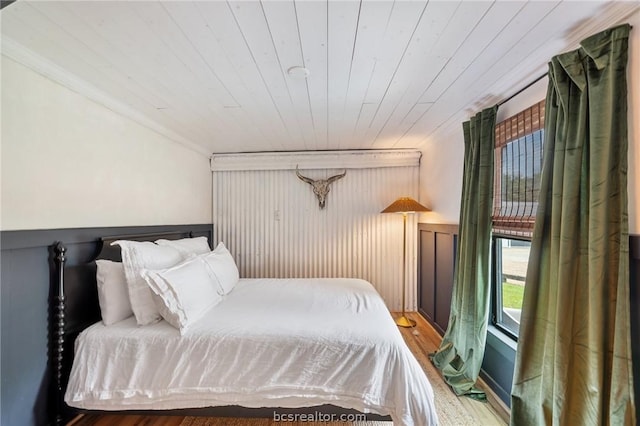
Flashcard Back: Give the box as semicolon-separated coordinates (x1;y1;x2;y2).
212;165;421;311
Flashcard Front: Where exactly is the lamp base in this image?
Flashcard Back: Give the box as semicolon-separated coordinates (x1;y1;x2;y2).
395;316;416;328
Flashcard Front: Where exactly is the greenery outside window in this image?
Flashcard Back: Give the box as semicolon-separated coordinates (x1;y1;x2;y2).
492;237;530;339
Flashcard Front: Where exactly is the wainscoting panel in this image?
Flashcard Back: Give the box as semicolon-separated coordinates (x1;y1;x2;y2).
212;161;421;311
0;224;213;426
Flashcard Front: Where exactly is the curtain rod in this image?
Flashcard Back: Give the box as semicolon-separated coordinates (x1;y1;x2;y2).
496;72;547;107
496;24;633;108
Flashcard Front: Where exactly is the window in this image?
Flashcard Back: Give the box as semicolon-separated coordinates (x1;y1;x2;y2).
492;237;530;339
491;100;544;339
493;100;545;237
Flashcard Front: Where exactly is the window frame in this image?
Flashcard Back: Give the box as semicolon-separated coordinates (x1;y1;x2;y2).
491;234;531;341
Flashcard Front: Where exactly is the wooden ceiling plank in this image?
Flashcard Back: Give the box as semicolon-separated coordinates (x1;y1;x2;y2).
398;1;629;149
393;1;563;149
131;1;257;146
159;1;279;151
353;0;484;149
326;0;361;150
4;0;637;154
375;1;539;148
128;2;265;146
351;0;429;149
193;0;289;150
295;0;330;151
227;0;306;151
56;1;234;144
69;1;235;113
418;1;526;104
362;1;492;149
419;2;640;151
339;0;395;149
371;102;433;150
5;2;217;146
261;0;317;150
361;1;428;106
380;1;558;149
362;0;460;148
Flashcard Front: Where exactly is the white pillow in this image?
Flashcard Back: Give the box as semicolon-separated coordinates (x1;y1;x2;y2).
111;240;183;325
142;256;222;334
95;260;133;325
155;236;211;258
201;242;239;295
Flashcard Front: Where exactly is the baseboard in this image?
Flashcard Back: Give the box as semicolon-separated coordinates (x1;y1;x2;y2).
477;373;511;424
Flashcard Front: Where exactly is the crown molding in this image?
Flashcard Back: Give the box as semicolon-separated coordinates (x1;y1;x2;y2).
1;37;211;157
210;149;422;172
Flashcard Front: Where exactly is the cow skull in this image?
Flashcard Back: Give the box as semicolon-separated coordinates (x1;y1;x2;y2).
296;166;346;209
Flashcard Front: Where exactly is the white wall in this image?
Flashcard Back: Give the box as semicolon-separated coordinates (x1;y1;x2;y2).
1;57;212;231
420;12;640;235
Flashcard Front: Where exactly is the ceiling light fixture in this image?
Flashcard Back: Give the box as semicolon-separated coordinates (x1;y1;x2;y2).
287;66;310;79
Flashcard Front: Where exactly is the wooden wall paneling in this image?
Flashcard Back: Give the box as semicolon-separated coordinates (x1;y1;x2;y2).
419;230;436;323
0;224;213;426
213;164;420;311
418;223;459;335
434;232;455;331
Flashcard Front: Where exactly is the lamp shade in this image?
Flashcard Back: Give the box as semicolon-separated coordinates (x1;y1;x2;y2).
381;197;430;214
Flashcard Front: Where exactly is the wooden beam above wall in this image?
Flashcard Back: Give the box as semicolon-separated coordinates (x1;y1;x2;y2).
210;149;421;171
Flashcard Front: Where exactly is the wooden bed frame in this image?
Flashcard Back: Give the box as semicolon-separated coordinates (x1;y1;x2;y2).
50;229;390;425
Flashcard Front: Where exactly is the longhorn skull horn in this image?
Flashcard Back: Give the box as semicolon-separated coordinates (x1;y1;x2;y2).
326;169;347;184
295;167;315;185
295;166;347;209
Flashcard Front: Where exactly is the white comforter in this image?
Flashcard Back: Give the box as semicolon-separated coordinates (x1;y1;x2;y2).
65;278;438;426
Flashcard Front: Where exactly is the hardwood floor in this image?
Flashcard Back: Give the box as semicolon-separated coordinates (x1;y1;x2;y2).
68;312;508;426
395;313;509;425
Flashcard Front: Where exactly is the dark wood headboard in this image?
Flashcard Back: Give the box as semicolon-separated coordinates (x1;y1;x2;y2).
50;228;212;425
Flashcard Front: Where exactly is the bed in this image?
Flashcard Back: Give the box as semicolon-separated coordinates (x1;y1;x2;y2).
51;230;438;426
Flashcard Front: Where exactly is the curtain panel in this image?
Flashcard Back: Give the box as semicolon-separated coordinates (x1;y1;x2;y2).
430;106;496;399
511;24;636;425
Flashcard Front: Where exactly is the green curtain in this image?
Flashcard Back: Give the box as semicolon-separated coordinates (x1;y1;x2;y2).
430;106;496;399
511;24;636;425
